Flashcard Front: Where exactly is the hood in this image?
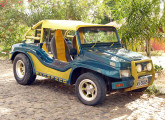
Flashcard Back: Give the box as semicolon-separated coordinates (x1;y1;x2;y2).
84;47;148;62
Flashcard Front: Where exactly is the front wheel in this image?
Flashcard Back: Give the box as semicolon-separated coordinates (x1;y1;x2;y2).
13;53;36;85
75;72;107;106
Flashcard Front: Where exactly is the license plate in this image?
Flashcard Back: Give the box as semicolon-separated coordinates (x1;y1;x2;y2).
136;77;148;87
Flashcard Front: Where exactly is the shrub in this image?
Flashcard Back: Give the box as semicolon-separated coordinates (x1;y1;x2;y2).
154;65;164;73
145;84;161;95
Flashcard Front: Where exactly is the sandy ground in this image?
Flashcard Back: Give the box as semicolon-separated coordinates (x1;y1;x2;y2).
0;60;165;120
151;54;165;69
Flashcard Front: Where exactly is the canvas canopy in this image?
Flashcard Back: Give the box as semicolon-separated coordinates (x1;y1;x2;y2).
25;20;115;42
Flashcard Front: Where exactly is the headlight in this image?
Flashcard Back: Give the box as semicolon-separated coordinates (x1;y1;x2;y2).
120;70;131;77
137;64;142;73
147;63;152;71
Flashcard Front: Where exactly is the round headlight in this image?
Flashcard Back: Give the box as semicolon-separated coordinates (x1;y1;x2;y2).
137;64;142;73
147;63;152;71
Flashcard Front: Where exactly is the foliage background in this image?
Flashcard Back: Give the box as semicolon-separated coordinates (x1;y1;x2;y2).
0;0;165;57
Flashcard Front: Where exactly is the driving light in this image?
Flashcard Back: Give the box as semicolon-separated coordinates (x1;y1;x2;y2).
137;64;142;73
120;70;131;77
147;63;152;71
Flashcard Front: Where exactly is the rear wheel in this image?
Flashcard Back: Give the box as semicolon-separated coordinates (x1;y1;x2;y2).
13;53;36;85
75;72;106;106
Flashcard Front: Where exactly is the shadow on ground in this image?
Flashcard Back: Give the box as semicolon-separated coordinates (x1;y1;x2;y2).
30;78;144;119
1;60;165;119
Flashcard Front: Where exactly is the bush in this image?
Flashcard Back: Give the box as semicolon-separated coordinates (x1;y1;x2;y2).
145;84;161;95
154;65;164;73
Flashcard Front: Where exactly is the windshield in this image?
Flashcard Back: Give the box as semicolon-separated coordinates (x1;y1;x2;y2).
78;27;118;44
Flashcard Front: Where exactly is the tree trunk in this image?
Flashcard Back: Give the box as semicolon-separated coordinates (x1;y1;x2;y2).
146;38;151;58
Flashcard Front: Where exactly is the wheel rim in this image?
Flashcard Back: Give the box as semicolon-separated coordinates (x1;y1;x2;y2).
16;60;25;79
79;79;97;101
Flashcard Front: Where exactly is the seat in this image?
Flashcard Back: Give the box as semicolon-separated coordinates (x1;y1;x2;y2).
50;30;71;62
72;36;79;54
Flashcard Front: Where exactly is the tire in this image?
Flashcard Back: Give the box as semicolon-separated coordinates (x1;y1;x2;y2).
133;87;147;92
13;53;36;85
75;72;107;106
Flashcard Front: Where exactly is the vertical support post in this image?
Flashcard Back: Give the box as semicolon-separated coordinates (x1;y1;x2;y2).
40;27;44;43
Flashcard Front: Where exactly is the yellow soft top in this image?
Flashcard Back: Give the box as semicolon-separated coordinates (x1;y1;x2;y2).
25;20;116;42
42;20;115;30
28;20;115;31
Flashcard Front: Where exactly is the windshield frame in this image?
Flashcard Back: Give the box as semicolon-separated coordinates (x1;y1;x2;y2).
77;26;121;47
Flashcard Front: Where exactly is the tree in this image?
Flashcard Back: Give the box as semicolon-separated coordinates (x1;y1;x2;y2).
106;0;162;57
0;0;29;49
0;0;108;50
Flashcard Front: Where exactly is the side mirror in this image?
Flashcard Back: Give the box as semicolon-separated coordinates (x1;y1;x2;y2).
70;48;77;56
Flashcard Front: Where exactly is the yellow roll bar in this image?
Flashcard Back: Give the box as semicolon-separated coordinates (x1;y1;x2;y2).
25;36;40;40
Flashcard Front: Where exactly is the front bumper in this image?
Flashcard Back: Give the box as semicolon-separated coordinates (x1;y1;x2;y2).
112;59;155;91
112;75;153;90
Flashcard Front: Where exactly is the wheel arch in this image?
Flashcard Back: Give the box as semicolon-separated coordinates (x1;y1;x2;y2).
69;67;113;91
11;51;36;74
10;51;21;61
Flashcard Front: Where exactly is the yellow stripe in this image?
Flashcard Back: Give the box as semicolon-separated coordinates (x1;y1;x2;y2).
28;52;72;80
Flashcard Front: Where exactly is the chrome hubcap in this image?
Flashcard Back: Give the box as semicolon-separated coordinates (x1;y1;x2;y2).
16;60;25;79
79;79;97;101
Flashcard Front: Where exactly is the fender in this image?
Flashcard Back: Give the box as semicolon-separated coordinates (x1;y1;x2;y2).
68;59;120;84
10;50;36;75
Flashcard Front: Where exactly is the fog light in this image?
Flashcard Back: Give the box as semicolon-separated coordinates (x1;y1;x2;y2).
137;64;142;73
147;63;152;71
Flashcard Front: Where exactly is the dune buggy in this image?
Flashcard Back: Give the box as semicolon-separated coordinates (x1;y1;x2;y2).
9;20;155;105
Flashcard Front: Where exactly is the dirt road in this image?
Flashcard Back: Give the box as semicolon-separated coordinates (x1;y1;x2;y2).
0;60;165;120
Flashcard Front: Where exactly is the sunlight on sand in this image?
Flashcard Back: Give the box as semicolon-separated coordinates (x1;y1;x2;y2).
112;115;127;120
0;107;12;115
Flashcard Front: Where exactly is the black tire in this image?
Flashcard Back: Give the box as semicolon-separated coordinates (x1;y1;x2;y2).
75;72;107;106
13;53;36;85
133;87;147;92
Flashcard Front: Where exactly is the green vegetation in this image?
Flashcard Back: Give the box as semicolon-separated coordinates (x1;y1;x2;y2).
116;0;161;57
154;65;164;73
145;84;161;95
0;0;165;57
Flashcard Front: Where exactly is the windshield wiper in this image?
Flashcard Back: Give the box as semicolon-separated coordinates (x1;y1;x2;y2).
91;41;101;48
